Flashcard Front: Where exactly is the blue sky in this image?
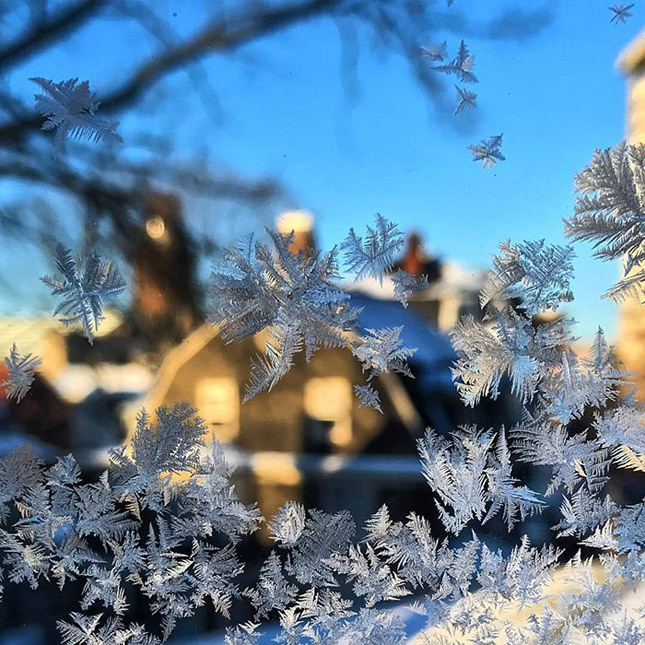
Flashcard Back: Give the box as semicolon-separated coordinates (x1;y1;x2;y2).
3;0;644;339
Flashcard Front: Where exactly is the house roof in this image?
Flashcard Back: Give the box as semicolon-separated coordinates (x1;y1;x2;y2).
139;304;435;436
617;30;645;74
140;322;220;414
343;260;484;302
350;292;456;389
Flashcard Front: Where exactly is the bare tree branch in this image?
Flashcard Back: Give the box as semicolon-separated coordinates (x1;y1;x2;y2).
0;0;105;74
0;0;554;286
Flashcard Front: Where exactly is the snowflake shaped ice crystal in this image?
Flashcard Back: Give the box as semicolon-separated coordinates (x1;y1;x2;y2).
469;134;505;170
31;77;121;148
1;343;41;403
41;244;126;344
609;4;635;24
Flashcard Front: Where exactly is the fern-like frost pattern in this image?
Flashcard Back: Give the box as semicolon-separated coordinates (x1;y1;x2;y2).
31;77;121;147
41;244;126;344
2;343;41;402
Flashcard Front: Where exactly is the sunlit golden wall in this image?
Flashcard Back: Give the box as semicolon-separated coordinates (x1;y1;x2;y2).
617;45;645;399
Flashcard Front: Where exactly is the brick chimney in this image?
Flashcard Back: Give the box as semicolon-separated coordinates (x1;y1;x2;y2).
133;192;199;349
397;232;441;282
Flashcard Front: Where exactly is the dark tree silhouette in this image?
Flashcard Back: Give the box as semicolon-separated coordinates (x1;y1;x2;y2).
0;1;553;273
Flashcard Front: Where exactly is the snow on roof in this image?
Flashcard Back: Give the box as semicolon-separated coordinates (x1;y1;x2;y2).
49;363;154;403
350;292;456;375
343;260;485;302
439;259;487;292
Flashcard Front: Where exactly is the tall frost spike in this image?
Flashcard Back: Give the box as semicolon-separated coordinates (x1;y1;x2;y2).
109;403;206;510
41;244;126;344
341;214;404;283
243;552;297;617
31;78;121;147
2;343;41;403
564;142;645;301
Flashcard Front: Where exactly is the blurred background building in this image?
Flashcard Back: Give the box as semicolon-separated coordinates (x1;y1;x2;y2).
618;31;645;399
0;196;520;642
0;198;514;520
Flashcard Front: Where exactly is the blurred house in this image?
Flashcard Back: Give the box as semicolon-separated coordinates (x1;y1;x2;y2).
137;317;427;529
0;309;155;467
132;210;516;531
617;32;645;398
0;197;513;529
0;317;71;454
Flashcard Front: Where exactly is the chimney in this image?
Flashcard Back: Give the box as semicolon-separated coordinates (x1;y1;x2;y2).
396;232;441;282
400;232;425;276
276;210;315;255
133;192;199;349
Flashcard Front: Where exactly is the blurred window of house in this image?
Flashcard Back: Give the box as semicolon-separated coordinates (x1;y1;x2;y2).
303;377;352;448
195;377;239;441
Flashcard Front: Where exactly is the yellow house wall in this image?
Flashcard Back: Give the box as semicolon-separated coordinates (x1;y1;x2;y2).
151;333;387;529
618;68;645;399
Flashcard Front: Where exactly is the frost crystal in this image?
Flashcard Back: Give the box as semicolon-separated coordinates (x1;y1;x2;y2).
352;326;417;381
421;41;448;62
354;384;382;412
609;4;635;24
431;41;478;84
480;239;575;315
341;214;404;283
31;77;121;147
565;142;645;301
41;244;126;344
454;85;477;114
390;269;429;307
210;230;359;400
243;552;297;617
452;241;623;422
272;505;355;587
469;134;505;170
2;343;41;402
269;501;307;547
418;427;542;534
